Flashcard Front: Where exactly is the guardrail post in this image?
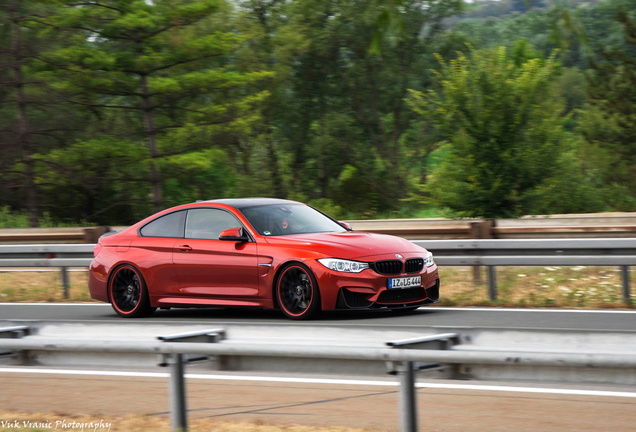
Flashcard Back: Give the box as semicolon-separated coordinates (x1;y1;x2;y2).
386;334;460;432
158;329;225;367
469;220;495;286
470;220;481;284
169;353;187;432
622;266;630;303
0;326;31;364
473;266;481;285
158;329;225;432
398;361;417;432
60;267;69;299
488;266;497;301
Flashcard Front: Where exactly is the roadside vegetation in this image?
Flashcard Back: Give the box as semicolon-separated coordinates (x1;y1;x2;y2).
439;266;635;308
2;0;636;226
1;267;633;309
0;207;92;229
0;270;91;303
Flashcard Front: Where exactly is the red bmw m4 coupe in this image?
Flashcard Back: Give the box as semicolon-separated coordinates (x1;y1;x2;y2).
89;198;440;319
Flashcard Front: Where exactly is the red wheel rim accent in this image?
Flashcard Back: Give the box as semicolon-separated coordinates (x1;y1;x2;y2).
110;266;143;315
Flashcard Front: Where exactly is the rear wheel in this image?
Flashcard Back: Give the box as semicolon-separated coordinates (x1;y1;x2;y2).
109;264;156;318
276;263;321;320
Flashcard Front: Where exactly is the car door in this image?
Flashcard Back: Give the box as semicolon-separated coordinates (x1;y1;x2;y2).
134;210;186;299
173;207;259;297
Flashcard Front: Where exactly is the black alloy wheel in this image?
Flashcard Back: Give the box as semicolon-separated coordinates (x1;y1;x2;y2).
277;263;321;319
109;264;156;318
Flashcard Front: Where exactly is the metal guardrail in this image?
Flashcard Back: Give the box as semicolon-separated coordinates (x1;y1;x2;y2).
413;238;635;302
348;219;492;240
3;213;636;244
0;244;93;298
348;213;636;239
0;244;93;267
0;227;110;245
1;327;636;432
0;239;634;302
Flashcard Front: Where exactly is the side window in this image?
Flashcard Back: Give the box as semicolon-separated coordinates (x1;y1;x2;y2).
139;211;185;238
185;208;242;240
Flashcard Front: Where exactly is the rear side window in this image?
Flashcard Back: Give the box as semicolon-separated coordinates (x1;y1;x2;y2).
185;208;242;240
139;211;185;238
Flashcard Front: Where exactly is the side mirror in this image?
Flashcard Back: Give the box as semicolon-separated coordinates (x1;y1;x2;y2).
219;227;249;242
339;221;352;230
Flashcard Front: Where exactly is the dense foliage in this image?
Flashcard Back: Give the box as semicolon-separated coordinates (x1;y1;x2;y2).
408;42;602;217
580;8;636;210
0;0;635;226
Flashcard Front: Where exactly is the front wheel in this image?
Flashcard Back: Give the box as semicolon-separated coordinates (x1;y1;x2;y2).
276;263;321;320
109;264;156;318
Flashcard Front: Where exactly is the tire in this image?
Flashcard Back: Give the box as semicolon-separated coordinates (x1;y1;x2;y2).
276;263;321;320
109;264;156;318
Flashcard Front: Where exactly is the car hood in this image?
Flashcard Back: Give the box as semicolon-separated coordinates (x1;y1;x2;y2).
262;231;426;260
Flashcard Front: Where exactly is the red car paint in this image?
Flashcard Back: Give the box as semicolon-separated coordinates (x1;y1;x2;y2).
89;198;439;318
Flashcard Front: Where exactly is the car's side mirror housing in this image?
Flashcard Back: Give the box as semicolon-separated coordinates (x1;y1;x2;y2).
219;227;249;242
339;221;352;230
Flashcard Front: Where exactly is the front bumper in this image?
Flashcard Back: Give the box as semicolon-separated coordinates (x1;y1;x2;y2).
311;253;440;310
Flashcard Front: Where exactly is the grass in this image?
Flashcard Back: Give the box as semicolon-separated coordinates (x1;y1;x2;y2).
0;270;92;302
437;265;635;309
0;410;380;432
0;266;634;309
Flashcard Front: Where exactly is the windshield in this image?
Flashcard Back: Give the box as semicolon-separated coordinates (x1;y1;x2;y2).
240;204;347;236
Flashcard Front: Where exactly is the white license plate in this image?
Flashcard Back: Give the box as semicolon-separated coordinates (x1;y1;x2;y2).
388;276;421;289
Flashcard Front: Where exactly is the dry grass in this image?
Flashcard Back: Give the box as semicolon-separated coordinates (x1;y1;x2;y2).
0;266;634;309
0;410;379;432
0;270;92;302
437;265;636;309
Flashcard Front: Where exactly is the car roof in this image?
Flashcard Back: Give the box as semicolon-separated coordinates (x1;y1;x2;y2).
203;198;302;209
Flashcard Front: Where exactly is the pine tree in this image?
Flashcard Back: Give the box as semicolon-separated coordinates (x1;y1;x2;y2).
0;0;58;226
44;0;270;212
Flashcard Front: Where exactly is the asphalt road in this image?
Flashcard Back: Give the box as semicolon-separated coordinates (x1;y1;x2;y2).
3;370;635;432
1;303;635;331
1;304;635;431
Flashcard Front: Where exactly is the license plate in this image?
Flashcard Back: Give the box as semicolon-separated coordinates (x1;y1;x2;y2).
388;276;421;289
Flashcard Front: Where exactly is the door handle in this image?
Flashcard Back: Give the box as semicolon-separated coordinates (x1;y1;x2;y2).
178;245;192;252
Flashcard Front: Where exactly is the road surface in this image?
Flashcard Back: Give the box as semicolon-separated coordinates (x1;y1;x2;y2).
1;303;635;331
1;368;634;432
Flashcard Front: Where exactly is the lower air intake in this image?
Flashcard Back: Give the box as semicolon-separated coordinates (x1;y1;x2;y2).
341;288;374;308
377;287;425;303
426;280;440;302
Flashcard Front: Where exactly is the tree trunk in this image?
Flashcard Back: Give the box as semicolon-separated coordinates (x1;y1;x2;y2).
266;136;285;198
10;2;38;227
291;106;309;194
140;74;163;212
390;105;407;199
420;162;427;185
318;120;327;199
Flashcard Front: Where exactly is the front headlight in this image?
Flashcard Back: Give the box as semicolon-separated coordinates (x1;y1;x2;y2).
318;258;369;273
424;251;435;267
